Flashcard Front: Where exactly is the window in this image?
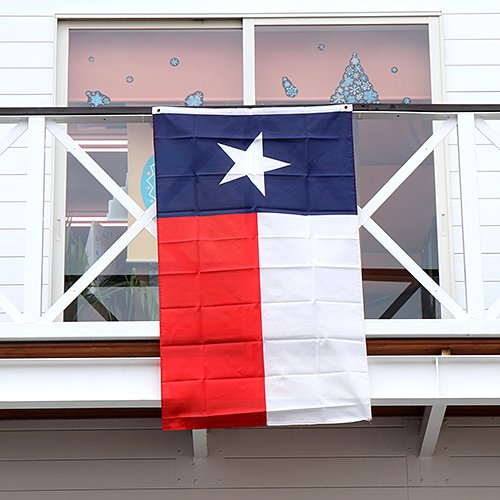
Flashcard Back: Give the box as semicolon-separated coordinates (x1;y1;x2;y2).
68;28;243;107
254;24;431;105
253;22;439;318
62;22;242;321
56;16;446;321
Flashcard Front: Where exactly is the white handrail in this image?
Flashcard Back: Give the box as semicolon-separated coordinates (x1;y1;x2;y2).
0;291;23;323
0;121;28;157
363;217;466;319
46;120;157;238
358;117;457;227
41;203;157;323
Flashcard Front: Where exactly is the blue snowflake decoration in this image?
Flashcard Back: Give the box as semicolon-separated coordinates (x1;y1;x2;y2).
170;58;180;67
126;76;134;83
318;43;326;51
184;91;204;107
85;90;111;107
391;66;398;73
330;52;380;104
88;56;95;62
282;76;298;98
402;97;412;104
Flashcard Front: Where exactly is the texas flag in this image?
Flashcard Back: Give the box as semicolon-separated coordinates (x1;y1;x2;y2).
153;105;370;431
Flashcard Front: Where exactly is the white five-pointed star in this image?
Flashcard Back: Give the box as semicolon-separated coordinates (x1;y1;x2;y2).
218;132;290;196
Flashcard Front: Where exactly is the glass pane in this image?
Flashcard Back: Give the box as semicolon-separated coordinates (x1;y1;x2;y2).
65;28;243;321
255;24;438;318
255;25;430;105
69;29;243;106
356;118;439;319
64;122;159;322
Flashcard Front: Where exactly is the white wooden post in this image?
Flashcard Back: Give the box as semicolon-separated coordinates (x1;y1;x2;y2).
456;113;485;319
23;117;46;323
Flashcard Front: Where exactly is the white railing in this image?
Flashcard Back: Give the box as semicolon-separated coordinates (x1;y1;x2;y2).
0;106;500;339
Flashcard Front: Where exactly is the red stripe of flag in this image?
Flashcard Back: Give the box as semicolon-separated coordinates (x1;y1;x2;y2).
157;212;267;430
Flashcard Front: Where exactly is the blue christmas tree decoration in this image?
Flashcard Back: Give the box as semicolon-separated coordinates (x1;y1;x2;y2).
282;76;298;98
170;58;180;67
330;52;380;104
126;76;134;83
184;91;204;107
402;97;412;104
318;43;326;51
85;90;111;107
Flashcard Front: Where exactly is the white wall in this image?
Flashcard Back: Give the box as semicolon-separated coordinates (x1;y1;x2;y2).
0;16;55;320
443;13;500;311
0;17;55;107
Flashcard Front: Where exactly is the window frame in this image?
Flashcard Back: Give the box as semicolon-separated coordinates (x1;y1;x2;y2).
53;15;452;320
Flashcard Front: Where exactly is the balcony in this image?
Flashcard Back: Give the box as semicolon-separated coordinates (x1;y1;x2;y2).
0;105;500;456
1;105;499;333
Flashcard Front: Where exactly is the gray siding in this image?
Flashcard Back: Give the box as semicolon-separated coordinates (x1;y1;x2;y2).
0;417;499;498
